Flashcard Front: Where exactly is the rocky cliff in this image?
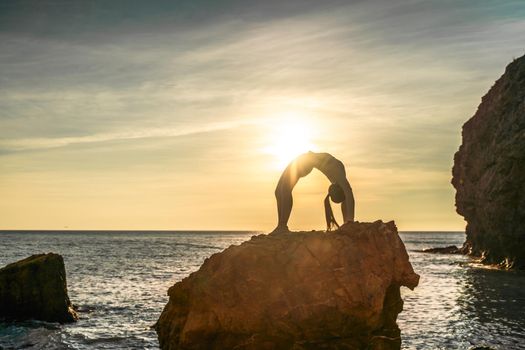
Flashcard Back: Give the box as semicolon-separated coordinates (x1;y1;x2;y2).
0;253;78;323
155;221;419;350
452;55;525;269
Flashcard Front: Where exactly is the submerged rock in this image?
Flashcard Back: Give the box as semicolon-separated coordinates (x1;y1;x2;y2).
156;221;419;350
0;253;78;323
421;245;461;254
452;54;525;269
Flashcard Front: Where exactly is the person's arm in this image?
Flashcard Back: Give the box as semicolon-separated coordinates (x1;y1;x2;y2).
317;155;355;223
340;181;355;223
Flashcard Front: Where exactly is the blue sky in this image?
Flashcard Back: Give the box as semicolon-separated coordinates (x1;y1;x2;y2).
1;0;524;230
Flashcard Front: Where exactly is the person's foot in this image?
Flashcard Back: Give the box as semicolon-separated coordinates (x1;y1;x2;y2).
270;225;290;234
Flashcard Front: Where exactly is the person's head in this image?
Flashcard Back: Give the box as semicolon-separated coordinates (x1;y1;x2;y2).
328;183;345;203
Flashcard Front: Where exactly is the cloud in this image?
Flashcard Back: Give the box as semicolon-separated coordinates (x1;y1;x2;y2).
0;119;255;151
2;0;524;164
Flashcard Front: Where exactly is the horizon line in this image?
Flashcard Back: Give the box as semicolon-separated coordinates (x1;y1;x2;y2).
0;229;465;233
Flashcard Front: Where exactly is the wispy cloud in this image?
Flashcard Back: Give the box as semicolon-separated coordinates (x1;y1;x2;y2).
0;119;255;151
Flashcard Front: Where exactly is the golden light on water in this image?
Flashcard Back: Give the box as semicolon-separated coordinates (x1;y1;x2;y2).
264;114;317;169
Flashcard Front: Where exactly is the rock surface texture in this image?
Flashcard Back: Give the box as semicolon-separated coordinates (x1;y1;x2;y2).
452;55;525;269
156;221;419;350
0;253;78;323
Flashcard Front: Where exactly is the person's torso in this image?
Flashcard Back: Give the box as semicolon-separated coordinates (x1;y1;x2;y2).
312;153;344;183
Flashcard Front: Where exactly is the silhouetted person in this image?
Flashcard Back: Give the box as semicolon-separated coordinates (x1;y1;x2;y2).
273;151;355;233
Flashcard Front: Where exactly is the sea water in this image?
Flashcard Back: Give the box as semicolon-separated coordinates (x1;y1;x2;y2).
0;231;524;350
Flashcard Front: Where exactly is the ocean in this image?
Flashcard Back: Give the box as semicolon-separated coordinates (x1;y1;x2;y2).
0;231;524;350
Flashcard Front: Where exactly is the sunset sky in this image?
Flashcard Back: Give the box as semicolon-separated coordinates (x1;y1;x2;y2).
1;0;524;231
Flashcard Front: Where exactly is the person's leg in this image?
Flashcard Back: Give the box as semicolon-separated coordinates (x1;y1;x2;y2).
275;186;293;232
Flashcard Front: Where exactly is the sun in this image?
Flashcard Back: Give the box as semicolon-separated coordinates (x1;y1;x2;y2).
265;115;317;169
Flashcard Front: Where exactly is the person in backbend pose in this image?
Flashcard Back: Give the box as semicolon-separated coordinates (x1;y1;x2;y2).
272;151;355;233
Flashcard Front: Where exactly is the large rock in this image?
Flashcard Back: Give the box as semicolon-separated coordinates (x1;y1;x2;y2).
452;55;525;269
155;221;419;350
0;253;78;323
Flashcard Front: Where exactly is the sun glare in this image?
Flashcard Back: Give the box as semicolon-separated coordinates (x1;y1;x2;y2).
265;115;316;169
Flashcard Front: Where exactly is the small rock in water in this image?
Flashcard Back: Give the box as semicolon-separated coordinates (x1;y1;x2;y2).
0;253;78;323
422;245;461;254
